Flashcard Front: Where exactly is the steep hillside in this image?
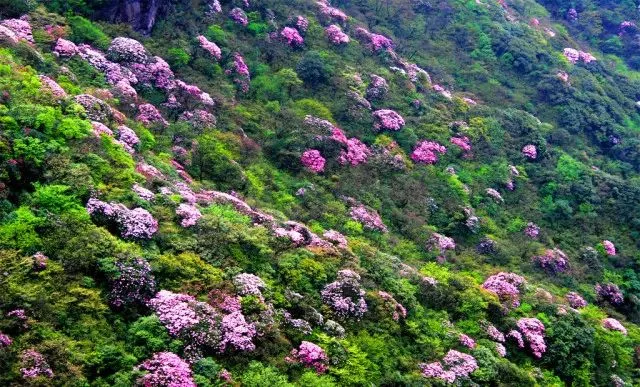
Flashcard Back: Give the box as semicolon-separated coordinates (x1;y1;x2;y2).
1;0;640;385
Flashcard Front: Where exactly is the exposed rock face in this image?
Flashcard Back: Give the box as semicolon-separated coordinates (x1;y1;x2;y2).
100;0;167;34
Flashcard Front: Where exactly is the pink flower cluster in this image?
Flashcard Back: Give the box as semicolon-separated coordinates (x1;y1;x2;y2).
522;144;537;159
321;269;368;319
482;272;526;308
355;27;393;52
323;229;348;249
496;343;506;357
137;103;169;126
229;8;248;26
411;141;446;164
197;35;221;60
595;283;624;304
378;291;407;321
620;21;637;34
179;109;217;129
32;252;48;271
317;0;348;22
602;318;627;335
286;341;329;374
220;311;257;352
86;198;158;239
228;53;250;92
486;324;505;342
233;273;266;297
516;318;546;358
147;290;200;336
296;16;309;32
524;222;540;238
429;233;456;256
563;48;596;64
459;334;476;349
557;71;569;83
176;203;202;227
366;74;388;100
338;138;370;166
349;205;387;232
1;18;33;43
419;350;478;383
53;38;78;57
137;352;196;387
301;149;326;173
566;292;587;309
20;349;54;379
603;240;616;256
110;258;156;307
325;24;350;45
75;94;112;122
450;136;471;152
0;332;11;348
507;330;524;348
117;125;139;151
373;109;405;131
281;27;304;46
433;84;452;99
107;37;148;63
39;75;67;99
533;248;568;274
486;188;504;203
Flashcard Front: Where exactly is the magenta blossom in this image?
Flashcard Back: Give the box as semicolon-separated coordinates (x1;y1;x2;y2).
286;341;329;374
602;318;627;335
603;240;616;256
516;318;546;358
522;144;537;160
566;292;587;309
197;35;221;60
372;109;405;131
301;149;326;173
137;352;196;386
280;27;304;46
325;25;350;45
349;205;387;232
411;141;446;164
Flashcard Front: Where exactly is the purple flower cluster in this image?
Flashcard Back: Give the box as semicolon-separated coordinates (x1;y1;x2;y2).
321;269;368;319
233;273;266;297
516;318;546;358
75;94;112;122
32;252;48;271
355;27;393;52
110;258;156;307
429;232;456;255
411;141;446;164
179;109;217;129
197;35;221;60
485;188;504;203
507;330;524;348
20;349;54;379
459;334;476;349
286;341;329;374
323;230;348;249
482;272;526;308
595;283;624;305
419;350;478;383
280;27;304;46
229;8;248;26
524;222;540;238
133;184;155;201
522;144;537;160
137;103;169;126
450;136;471;152
378;291;407;321
0;332;12;348
53;38;78;57
372;109;405;131
39;75;67;99
176;203;202;227
220;311;257;352
338;138;370;166
107;37;148;63
366;74;388;100
486;324;505;342
317;0;348;22
533;248;569;274
566;292;587;309
117;125;139;151
148;290;201;336
433;84;452;99
301;149;326;173
296;16;309;31
1;18;33;43
227;53;250;92
563;48;596;64
603;240;616;256
496;343;506;357
325;25;350;45
137;352;196;387
349;205;387;232
602;318;627;335
87;198;158;239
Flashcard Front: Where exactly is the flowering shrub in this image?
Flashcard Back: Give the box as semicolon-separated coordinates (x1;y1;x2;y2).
338;138;370;166
522;144;537;160
176;203;202;227
75;94;112;122
566;292;587;309
130;56;174;89
485;188;504;203
20;349;54;379
86;198;158;239
286;341;329;373
1;18;33;43
109;258;156;307
117;125;139;149
459;334;476;349
450;136;471;153
482;272;526;308
603;240;616;256
107;37;148;63
179;110;217;129
486;324;505;342
220;311;257;352
355;27;393;51
411;141;446;164
233;273;266;297
301;149;326;173
321;269;368;319
349;205;387;232
524;222;540;238
496;343;506;357
296;16;309;31
31;252;47;271
0;332;11;348
516;318;546;358
317;0;348;22
136;163;165;181
429;233;456;257
53;38;78;57
532;248;569;274
595;283;624;304
602;318;627;335
433;84;452;99
197;35;221;60
507;330;524;348
419;350;478;383
39;75;67;99
323;230;348;249
227;53;250;92
137;352;196;386
325;25;350;45
377;291;407;321
137;103;169;126
372;109;405;131
563;48;596;64
229;8;248;26
280;27;304;46
366;74;388;100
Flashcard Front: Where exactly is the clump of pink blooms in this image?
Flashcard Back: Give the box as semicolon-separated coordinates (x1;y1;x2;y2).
522;144;537;160
137;103;169;126
133;184;154;201
557;71;569;83
372;109;405;131
137;352;196;387
355;27;393;52
323;230;348;249
86;198;158;239
39;75;67;99
227;52;250;92
507;330;524;348
110;258;156;307
433;84;452;99
378;291;407;321
620;21;637;34
53;38;78;57
450;136;471;152
0;24;18;44
233;273;266;297
321;269;368;319
595;283;624;305
179;109;217;129
459;334;476;349
485;188;504;203
229;8;248;26
419;350;478;383
197;35;221;61
566;292;587;309
20;349;54;379
317;0;348;22
325;24;350;45
220;311;257;352
281;27;304;46
486;324;505;342
366;74;388;100
563;48;596;64
1;18;33;43
349;205;387;232
136;163;165;181
429;233;456;257
176;203;202;227
482;272;526;308
524;222;540;238
301;149;326;173
603;318;627;335
411;141;446;164
338;138;370;166
296;16;309;32
533;248;568;274
148;291;201;336
0;332;11;348
603;240;616;256
286;341;329;374
516;318;546;358
117;125;139;150
75;94;112;122
107;37;148;63
31;252;47;271
8;309;28;328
